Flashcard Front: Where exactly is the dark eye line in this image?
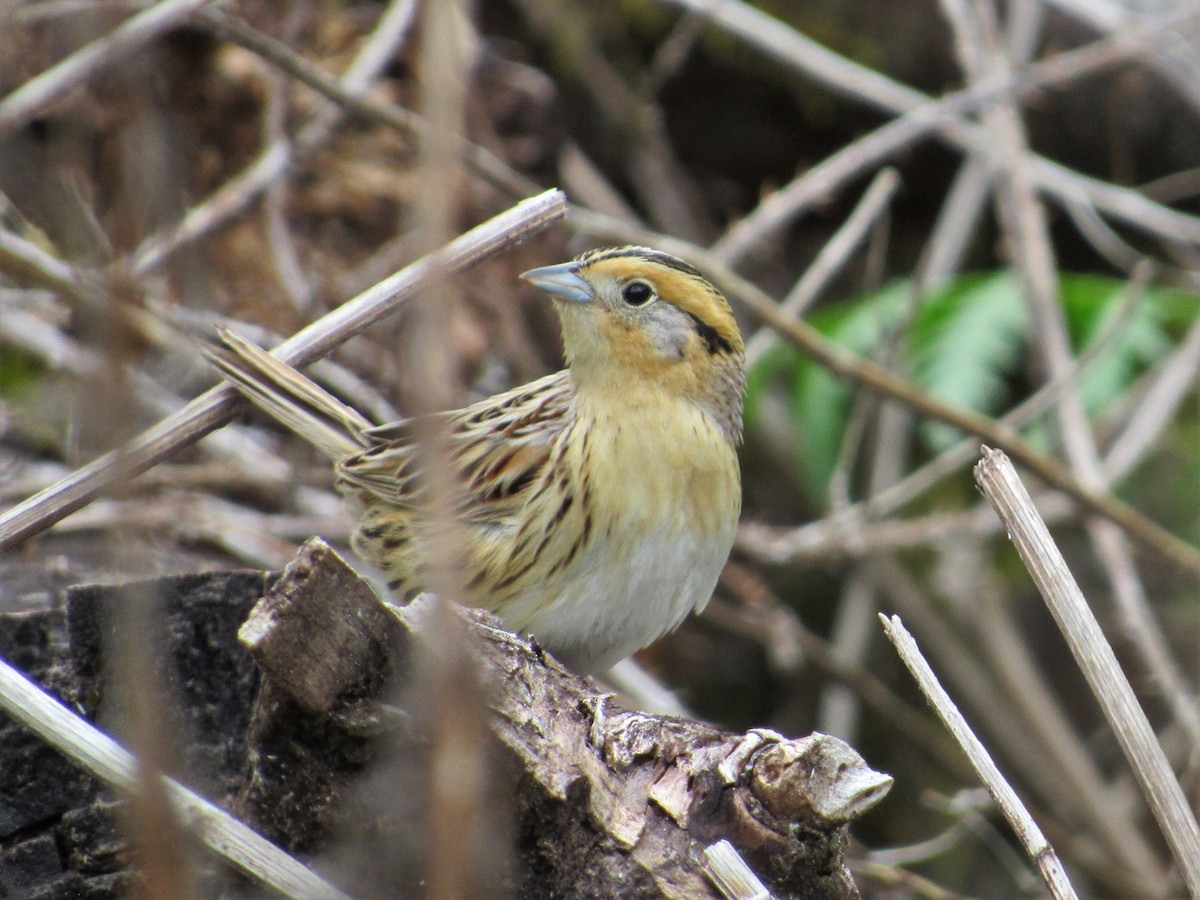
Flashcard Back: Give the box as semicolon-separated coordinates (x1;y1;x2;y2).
685;311;735;355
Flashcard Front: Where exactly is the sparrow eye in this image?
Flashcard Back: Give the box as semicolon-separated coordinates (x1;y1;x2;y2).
621;281;655;307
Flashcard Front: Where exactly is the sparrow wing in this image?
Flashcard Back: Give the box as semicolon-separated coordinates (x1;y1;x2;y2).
337;370;574;526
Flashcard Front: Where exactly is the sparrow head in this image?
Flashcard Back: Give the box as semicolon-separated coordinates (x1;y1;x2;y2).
521;247;745;439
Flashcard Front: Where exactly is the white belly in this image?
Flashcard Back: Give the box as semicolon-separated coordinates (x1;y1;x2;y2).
519;515;735;673
502;394;740;673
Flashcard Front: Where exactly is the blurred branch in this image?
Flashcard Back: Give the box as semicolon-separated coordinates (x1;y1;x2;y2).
0;306;293;481
1102;309;1200;481
0;0;219;137
514;0;717;241
0;189;569;552
914;0;1045;291
743;168;901;368
132;0;421;274
739;260;1151;563
1061;194;1200;290
0;227;95;307
673;0;1200;261
1039;0;1200;112
737;501;1065;564
198;8;538;199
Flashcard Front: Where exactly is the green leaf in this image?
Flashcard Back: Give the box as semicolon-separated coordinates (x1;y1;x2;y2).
1060;276;1174;419
908;272;1029;451
744;270;1200;508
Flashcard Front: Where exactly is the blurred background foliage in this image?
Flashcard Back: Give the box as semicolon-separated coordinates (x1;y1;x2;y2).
2;0;1199;896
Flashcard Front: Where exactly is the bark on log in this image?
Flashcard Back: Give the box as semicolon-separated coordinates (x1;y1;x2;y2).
0;540;890;898
235;538;891;898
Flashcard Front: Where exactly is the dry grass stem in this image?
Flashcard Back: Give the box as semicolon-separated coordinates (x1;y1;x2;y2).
866;558;1109;833
702;839;774;900
880;614;1079;900
957;0;1200;759
974;448;1200;893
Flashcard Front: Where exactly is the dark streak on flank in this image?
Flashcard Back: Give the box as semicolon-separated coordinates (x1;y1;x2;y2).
686;312;735;355
469;405;503;424
552;492;574;525
510;527;535;561
549;531;585;576
525;472;554;505
494;555;539;590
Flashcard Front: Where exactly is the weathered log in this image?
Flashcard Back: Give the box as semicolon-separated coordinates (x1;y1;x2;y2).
236;538;891;898
0;542;890;898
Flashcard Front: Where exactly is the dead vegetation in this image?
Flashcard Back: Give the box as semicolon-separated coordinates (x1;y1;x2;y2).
1;1;1199;896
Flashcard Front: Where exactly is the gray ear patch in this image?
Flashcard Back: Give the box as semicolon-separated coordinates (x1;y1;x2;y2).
640;303;691;360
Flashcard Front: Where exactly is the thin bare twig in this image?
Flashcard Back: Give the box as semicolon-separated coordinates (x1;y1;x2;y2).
865;557;1120;848
974;448;1200;894
880;613;1079;900
716;564;973;782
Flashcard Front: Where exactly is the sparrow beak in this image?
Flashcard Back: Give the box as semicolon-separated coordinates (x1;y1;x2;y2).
520;262;594;304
